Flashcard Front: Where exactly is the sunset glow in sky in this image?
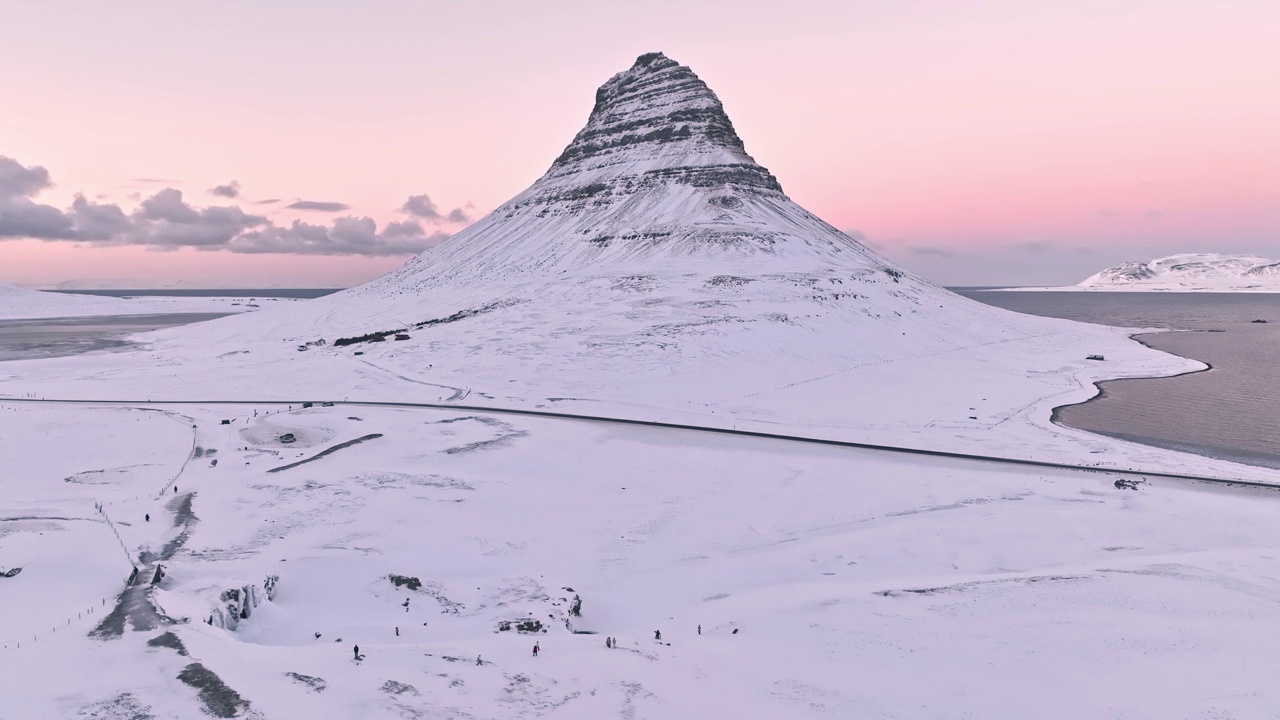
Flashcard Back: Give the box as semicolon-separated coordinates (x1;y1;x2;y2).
2;0;1277;287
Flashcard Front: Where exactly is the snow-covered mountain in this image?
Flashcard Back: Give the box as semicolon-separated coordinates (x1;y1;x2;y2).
1072;253;1280;291
354;51;893;301
1;52;1196;437
83;53;1126;419
370;51;867;285
7;52;1275;720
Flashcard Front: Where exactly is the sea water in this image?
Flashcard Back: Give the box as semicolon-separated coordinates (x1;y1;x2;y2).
958;289;1280;469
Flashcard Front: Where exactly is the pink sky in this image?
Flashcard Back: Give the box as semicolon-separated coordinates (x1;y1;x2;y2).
2;0;1277;287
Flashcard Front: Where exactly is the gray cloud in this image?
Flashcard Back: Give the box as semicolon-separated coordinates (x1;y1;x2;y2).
0;155;441;256
402;193;471;224
1011;241;1051;254
228;217;449;256
0;197;76;239
133;190;269;248
909;245;958;259
0;157;75;239
0;156;53;197
68;194;133;241
286;200;351;212
139;188;202;223
256;198;281;205
209;181;241;199
402;194;441;219
843;228;886;251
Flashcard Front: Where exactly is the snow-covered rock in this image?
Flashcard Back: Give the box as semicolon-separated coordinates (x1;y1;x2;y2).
209;575;279;630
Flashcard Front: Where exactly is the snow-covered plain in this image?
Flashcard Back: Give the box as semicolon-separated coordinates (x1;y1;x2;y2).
2;53;1279;718
0;282;293;320
4;402;1280;719
1010;253;1280;292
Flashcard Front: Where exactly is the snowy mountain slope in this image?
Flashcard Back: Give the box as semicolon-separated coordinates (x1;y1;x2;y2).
1020;253;1280;292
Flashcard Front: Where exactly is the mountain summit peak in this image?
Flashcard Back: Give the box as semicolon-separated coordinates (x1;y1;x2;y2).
544;52;781;193
368;52;883;286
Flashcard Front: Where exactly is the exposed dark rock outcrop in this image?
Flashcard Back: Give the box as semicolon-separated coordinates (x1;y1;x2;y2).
389;574;422;591
285;672;327;693
147;631;189;656
497;618;545;633
545;52;782;195
176;663;251;718
381;680;419;696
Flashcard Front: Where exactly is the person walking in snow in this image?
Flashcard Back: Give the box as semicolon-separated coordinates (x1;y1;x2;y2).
532;642;540;657
697;625;701;635
476;655;483;666
353;644;360;660
145;513;150;522
654;630;661;641
605;637;612;649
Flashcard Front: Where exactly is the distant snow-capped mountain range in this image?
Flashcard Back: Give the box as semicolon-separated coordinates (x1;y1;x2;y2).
1080;254;1280;291
1010;254;1280;292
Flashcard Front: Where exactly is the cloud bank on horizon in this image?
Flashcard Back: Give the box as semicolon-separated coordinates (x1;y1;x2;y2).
0;155;467;257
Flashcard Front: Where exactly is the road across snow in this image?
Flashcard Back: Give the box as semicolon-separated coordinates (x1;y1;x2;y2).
1;397;1275;489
